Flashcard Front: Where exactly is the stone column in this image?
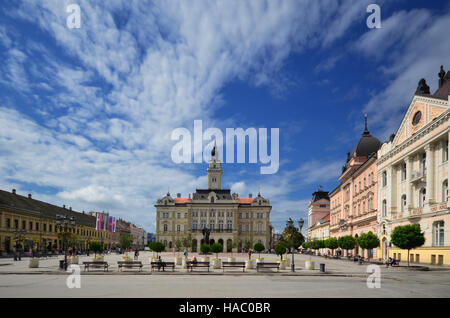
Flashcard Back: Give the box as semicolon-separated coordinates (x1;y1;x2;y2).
425;144;435;206
406;156;413;212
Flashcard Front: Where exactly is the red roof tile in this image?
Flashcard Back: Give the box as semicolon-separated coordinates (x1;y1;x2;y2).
237;198;253;204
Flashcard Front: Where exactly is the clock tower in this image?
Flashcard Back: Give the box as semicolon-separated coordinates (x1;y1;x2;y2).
207;140;222;190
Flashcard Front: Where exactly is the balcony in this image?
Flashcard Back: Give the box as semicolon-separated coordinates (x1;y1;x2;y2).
410;170;426;183
190;229;233;233
408;208;423;218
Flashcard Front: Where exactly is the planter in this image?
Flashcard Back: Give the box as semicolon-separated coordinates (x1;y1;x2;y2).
93;256;104;262
245;259;256;269
200;256;210;263
256;258;264;264
212;258;222;269
71;256;79;264
227;257;236;263
305;260;315;270
182;258;189;269
174;257;183;265
122;256;132;261
29;258;39;268
277;259;286;270
282;258;290;267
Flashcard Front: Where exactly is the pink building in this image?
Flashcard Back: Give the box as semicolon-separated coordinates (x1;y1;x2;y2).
329;116;381;258
307;187;330;240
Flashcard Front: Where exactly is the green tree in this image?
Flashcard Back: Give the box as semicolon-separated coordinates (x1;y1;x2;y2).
89;241;103;257
210;243;223;258
338;235;356;256
200;244;210;254
149;242;165;257
119;234;133;251
391;224;425;267
275;243;286;260
281;220;305;250
301;241;310;249
244;238;253;252
253;242;265;258
356;232;380;261
181;234;192;252
325;237;339;255
174;239;183;253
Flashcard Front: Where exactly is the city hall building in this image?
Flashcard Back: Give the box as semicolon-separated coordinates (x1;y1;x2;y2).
155;146;273;252
377;66;450;265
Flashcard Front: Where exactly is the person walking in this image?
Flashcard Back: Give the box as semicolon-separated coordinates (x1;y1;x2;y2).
184;249;188;259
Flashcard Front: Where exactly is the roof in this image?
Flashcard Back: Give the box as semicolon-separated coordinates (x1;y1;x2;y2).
193;189;232;200
434;78;450;98
174;198;189;204
237;198;254;204
323;214;330;222
311;190;329;202
350;119;381;158
0;189;96;226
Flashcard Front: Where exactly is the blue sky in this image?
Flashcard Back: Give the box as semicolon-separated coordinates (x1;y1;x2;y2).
1;0;450;233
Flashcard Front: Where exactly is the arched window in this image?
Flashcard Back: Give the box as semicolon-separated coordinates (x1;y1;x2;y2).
401;195;407;212
163;224;168;232
382;200;387;217
211;196;215;203
177;225;181;232
420;188;426;207
442;180;448;202
227;220;232;230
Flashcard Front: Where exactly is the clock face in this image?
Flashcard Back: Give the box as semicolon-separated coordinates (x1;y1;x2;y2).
412;111;422;126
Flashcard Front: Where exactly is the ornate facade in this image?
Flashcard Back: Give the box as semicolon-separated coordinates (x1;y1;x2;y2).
377;67;450;265
329;116;380;258
307;187;330;240
0;189;110;254
155;145;272;252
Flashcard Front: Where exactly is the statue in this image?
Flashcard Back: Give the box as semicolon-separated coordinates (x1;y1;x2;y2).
202;227;210;244
415;78;430;95
286;218;294;227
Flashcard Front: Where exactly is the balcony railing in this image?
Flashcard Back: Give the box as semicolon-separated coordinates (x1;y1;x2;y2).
410;170;426;182
190;229;233;233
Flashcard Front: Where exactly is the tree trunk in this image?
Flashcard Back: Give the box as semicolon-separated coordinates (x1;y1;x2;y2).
407;250;410;267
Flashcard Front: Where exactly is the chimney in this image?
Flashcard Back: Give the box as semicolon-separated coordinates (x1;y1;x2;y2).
12;189;16;194
177;193;181;198
249;193;253;198
28;194;32;199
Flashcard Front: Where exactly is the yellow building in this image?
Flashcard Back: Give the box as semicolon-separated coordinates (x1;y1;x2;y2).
377;66;450;265
155;144;273;252
0;189;110;254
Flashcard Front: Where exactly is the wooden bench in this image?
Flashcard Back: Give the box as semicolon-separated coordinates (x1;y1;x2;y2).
256;262;280;272
83;261;109;272
222;261;245;272
151;261;175;272
118;261;143;272
187;261;210;272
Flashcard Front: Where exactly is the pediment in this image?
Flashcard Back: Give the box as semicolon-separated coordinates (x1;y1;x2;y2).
392;95;448;147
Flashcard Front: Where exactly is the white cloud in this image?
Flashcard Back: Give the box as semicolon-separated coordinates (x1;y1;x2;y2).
0;1;379;232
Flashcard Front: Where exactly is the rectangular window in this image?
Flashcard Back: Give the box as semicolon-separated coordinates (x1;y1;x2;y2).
43;224;47;232
382;171;387;187
6;218;10;228
401;163;407;181
22;220;26;229
14;219;19;229
29;221;33;230
36;223;39;231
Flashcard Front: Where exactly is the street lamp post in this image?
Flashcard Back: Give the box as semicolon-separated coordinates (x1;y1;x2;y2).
56;214;76;270
290;218;304;272
12;228;26;261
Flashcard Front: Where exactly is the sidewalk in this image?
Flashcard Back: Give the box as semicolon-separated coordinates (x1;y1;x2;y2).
0;252;448;275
